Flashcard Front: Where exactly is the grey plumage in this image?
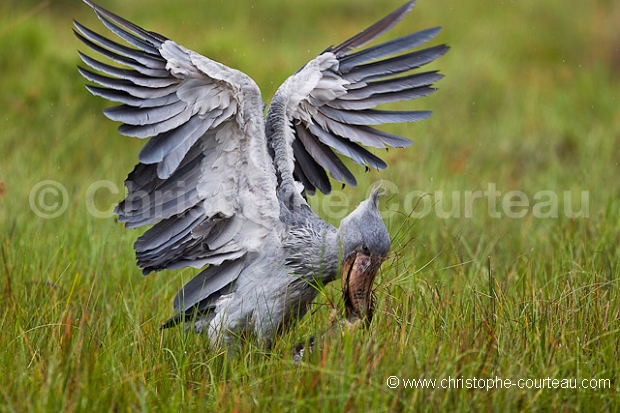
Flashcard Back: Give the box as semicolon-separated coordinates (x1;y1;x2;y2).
75;0;447;347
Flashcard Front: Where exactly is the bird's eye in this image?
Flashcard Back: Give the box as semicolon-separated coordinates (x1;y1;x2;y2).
361;244;371;255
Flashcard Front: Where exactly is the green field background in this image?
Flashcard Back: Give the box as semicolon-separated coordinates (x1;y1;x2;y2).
1;0;619;411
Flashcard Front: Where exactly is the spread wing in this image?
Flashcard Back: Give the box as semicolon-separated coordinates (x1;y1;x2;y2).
74;0;281;285
269;0;448;194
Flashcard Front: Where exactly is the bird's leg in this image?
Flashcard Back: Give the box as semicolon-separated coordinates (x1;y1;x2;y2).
291;334;316;363
278;183;306;213
290;304;370;364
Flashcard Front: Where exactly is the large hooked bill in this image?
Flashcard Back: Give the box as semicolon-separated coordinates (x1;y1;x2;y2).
341;247;387;325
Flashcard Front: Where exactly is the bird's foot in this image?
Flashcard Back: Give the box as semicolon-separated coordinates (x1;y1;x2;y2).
291;335;315;363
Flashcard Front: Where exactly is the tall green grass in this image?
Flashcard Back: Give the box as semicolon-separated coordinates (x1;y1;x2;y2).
1;0;619;411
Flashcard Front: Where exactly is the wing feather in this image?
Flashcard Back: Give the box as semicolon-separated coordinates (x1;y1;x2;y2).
84;85;178;107
74;21;166;69
342;45;449;83
77;67;177;99
328;86;436;110
295;124;356;186
307;124;387;169
268;1;447;194
138;116;210;164
318;106;431;125
313;112;412;148
330;1;416;55
338;26;441;71
78;52;177;87
76;0;282;301
291;138;330;195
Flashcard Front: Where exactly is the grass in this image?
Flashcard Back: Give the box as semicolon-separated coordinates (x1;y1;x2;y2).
1;0;619;411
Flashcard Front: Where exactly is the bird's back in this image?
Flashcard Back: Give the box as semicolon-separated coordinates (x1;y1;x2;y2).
191;207;339;346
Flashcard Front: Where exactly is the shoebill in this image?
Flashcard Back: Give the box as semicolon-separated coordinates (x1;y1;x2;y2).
74;0;447;347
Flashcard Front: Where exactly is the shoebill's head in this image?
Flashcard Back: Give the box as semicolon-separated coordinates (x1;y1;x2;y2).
339;186;390;324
